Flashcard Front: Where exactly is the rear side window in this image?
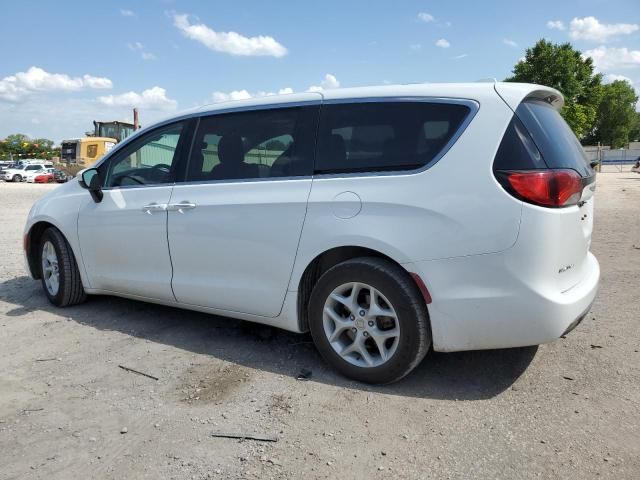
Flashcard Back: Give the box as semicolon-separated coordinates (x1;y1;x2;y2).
493;116;546;171
515;100;593;177
315;102;471;173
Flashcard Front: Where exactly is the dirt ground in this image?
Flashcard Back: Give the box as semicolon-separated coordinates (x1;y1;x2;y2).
1;172;639;480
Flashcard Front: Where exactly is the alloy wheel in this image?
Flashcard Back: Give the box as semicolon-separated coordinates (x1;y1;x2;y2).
322;282;400;368
41;241;60;296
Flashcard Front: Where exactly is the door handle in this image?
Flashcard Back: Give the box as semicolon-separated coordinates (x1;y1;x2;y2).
142;203;167;214
167;201;196;213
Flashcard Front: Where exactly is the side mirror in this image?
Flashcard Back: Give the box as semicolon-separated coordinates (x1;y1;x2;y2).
79;168;103;203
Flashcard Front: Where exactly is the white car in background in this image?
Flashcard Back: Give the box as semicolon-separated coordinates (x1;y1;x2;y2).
23;82;600;384
2;164;47;182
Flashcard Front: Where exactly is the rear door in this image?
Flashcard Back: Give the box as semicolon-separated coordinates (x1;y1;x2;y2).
167;102;320;317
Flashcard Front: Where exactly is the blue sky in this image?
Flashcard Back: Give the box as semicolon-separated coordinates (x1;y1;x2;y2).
1;0;639;142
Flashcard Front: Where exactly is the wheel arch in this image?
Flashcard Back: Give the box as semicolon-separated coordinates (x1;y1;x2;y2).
25;221;59;279
295;245;424;332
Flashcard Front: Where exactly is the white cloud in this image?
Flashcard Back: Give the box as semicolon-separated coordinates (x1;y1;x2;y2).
307;73;340;92
81;75;113;89
503;38;518;48
173;13;287;57
547;20;565;31
418;12;435;23
97;86;177;110
410;44;422;51
211;89;253;103
120;9;135;17
0;66;112;102
453;53;468;59
569;16;639;42
127;42;156;61
584;46;640;70
435;38;450;48
211;87;296;103
210;75;339;103
603;73;634;85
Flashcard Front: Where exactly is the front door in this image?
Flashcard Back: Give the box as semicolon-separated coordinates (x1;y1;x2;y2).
78;121;189;301
167;102;320;317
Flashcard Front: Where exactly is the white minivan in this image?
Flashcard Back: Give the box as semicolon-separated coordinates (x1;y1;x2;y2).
24;82;599;383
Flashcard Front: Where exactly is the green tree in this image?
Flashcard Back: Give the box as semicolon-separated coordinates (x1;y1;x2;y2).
0;133;58;160
586;80;639;148
629;111;640;143
506;39;603;139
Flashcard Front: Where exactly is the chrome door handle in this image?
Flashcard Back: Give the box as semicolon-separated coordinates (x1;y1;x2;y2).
167;201;196;213
142;203;167;214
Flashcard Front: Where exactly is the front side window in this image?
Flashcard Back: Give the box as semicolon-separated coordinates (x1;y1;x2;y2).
103;123;184;187
315;102;471;173
186;106;318;182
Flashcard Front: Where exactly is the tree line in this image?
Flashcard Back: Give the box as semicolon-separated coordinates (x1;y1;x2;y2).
0;133;60;161
507;39;639;148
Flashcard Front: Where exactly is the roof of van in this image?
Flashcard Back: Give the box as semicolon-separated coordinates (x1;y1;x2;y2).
189;82;564;116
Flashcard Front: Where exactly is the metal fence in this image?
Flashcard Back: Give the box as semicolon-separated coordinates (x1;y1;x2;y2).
583;147;640;172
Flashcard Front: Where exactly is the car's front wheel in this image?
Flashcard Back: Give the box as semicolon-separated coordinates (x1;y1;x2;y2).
308;257;431;384
12;174;21;182
39;228;87;307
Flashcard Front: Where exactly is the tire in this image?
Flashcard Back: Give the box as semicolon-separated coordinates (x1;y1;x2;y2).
12;174;21;182
39;228;87;307
308;257;431;384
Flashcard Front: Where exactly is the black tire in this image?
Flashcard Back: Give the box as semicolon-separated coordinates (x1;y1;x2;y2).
39;228;87;307
308;257;431;384
12;174;21;182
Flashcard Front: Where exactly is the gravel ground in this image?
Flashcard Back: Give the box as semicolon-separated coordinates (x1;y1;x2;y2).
0;173;639;479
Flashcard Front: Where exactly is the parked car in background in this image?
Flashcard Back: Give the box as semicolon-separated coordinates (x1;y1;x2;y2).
33;172;55;184
53;169;70;183
25;167;55;183
23;82;600;384
2;164;47;182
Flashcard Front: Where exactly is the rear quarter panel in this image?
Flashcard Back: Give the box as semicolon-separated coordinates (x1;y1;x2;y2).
290;92;522;290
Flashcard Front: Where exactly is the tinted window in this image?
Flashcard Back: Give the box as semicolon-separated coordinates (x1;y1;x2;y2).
516;100;593;177
315;102;470;173
186;106;318;182
103;123;184;187
493;117;546;171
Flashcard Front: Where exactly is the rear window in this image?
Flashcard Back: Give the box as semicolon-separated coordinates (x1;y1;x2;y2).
515;100;593;177
315;102;471;173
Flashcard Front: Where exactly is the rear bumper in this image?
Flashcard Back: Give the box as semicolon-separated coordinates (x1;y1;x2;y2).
405;251;600;352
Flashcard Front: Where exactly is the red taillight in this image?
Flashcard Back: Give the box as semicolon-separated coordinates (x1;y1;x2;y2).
504;170;583;208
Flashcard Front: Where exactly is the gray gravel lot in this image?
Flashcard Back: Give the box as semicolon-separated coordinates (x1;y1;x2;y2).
0;173;639;479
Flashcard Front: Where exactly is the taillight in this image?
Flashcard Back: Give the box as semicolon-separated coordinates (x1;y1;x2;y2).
498;169;583;208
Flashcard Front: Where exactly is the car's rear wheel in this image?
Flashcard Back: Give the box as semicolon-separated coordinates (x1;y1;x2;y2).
308;257;431;384
12;174;21;182
39;228;86;307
